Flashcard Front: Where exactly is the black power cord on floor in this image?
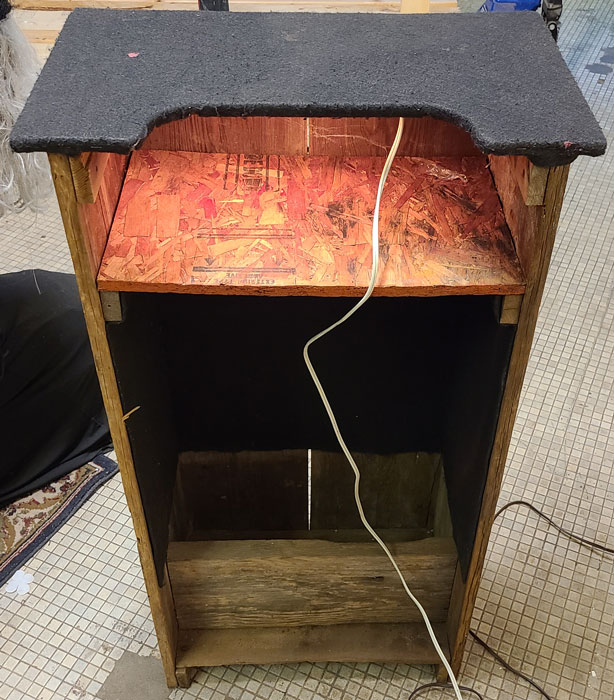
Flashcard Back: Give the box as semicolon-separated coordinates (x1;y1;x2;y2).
408;681;485;699
493;500;614;556
407;499;614;699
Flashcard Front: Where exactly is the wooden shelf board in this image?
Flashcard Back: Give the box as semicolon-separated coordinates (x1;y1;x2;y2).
176;622;450;669
98;150;525;297
167;537;456;630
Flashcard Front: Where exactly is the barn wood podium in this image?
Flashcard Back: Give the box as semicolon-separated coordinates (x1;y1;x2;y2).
11;9;605;688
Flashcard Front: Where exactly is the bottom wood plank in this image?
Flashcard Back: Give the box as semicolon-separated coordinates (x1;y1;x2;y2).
176;622;449;668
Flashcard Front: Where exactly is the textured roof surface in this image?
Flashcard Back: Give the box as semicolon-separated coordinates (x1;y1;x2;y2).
11;9;606;165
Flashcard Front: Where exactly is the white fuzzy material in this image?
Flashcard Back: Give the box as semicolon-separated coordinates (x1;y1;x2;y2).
0;14;52;218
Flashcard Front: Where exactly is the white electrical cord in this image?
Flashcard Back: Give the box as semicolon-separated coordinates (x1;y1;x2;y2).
303;116;466;700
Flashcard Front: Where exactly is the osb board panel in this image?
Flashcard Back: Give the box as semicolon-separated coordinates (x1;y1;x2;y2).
167;537;456;629
97;150;525;297
142;115;308;154
309;117;480;157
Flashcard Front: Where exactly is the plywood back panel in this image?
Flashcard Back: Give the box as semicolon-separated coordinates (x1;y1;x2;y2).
310;117;481;157
141;115;308;154
140;115;480;158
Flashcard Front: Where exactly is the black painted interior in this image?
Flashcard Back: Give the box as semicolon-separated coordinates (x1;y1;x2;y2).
107;293;514;582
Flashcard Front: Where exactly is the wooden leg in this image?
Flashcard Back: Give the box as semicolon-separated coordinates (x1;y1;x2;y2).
176;667;197;688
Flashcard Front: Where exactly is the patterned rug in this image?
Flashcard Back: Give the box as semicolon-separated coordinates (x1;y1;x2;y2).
0;454;118;587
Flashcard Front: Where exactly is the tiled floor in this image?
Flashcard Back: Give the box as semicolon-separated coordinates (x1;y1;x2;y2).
1;1;613;699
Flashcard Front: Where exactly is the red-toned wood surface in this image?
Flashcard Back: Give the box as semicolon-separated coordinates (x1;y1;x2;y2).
97;150;525;297
75;152;129;277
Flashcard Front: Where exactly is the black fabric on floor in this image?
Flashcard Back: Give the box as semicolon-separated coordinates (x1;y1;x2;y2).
0;270;111;506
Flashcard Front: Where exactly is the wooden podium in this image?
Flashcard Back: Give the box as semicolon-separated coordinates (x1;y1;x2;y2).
12;9;605;688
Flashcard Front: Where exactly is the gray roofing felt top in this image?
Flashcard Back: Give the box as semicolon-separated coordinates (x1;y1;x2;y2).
10;9;606;165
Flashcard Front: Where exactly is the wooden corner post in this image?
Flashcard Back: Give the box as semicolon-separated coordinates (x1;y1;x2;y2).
47;153;181;688
446;163;570;675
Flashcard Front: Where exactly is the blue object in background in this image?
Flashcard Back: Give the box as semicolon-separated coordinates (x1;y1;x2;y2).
478;0;561;43
479;0;541;12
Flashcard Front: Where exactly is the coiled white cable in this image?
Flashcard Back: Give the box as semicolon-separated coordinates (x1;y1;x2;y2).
303;116;465;700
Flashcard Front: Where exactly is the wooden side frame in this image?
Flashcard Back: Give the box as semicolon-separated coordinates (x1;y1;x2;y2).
48;153;181;688
444;162;570;677
48;131;569;687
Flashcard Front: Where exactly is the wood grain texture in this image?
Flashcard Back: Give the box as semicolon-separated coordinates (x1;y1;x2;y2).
504;155;548;206
77;152;129;276
14;0;456;16
489;155;541;276
97;150;525;297
167;537;457;629
142;116;308;154
99;290;122;322
400;0;429;11
175;622;450;669
69;152;111;204
499;294;522;325
105;293;180;585
173;450;308;537
48;154;179;687
311;451;441;530
186;528;431;542
447;165;570;674
310;117;480;157
429;463;453;538
175;667;196;689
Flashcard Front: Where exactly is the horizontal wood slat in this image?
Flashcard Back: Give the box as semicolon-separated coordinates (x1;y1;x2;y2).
14;0;455;12
176;622;450;668
167;537;457;629
185;528;431;542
